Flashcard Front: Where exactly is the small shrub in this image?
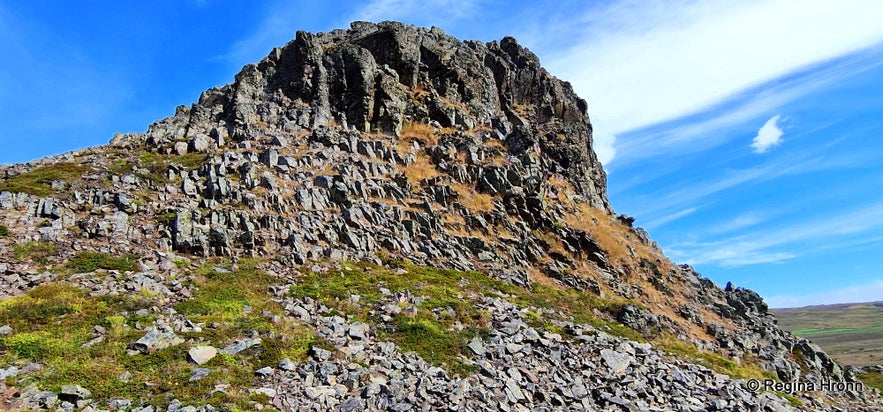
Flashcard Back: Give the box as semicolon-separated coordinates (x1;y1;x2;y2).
66;251;140;273
0;224;8;237
0;162;88;196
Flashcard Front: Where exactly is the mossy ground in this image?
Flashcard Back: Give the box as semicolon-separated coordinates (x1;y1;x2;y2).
12;241;58;265
0;259;315;410
0;257;779;408
66;251;141;273
0;163;88;197
858;370;883;392
655;334;775;381
289;259;641;375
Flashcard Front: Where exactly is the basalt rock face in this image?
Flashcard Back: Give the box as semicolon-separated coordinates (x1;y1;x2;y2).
137;21;609;212
1;21;881;411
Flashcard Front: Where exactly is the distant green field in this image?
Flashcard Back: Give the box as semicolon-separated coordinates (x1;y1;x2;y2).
793;324;883;337
773;302;883;368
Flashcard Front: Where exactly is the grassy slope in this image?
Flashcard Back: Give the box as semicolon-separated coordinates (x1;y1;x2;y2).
773;302;883;367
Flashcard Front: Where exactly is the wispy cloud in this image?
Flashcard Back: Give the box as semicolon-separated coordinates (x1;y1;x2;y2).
668;202;883;267
766;279;883;308
542;0;883;164
644;206;701;230
751;115;784;153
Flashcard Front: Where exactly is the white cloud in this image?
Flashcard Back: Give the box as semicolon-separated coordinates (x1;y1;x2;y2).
766;280;883;308
668;202;883;267
751;115;784;153
644;206;701;230
542;0;883;164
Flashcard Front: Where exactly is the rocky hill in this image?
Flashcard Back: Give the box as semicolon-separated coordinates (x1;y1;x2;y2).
0;21;880;411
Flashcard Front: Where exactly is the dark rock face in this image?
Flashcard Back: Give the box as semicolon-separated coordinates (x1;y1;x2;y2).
138;21;609;212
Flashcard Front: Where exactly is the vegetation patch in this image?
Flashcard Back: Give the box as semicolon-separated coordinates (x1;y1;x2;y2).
290;260;639;375
174;259;319;373
12;241;59;264
0;162;88;197
0;224;8;237
858;370;883;392
400;121;439;147
66;251;141;273
402;154;441;189
0;259;318;409
110;150;206;185
0;283;158;405
656;334;773;381
451;183;495;213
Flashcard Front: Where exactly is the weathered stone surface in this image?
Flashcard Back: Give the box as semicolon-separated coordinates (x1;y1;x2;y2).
129;329;185;354
60;384;92;401
188;346;217;365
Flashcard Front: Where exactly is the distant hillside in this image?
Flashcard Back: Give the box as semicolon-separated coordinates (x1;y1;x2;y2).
773;301;883;367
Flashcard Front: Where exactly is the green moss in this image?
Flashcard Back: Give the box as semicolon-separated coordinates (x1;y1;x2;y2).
777;392;804;408
0;224;8;237
858;370;883;392
655;334;769;381
289;260;644;375
12;241;59;264
0;265;313;409
158;212;178;227
175;258;318;372
136;151;206;185
0;162;88;196
66;251;140;273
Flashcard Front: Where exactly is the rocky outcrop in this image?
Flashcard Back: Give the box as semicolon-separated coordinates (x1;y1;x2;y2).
1;21;879;411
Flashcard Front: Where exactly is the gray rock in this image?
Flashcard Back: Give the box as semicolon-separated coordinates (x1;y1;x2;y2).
222;338;262;355
129;329;184;354
600;349;632;374
255;387;277;398
33;391;58;409
0;366;19;379
189;368;211;382
467;337;485;356
187;345;217;365
60;384;91;401
279;358;296;371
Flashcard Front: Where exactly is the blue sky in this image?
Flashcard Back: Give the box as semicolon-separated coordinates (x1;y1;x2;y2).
2;1;882;308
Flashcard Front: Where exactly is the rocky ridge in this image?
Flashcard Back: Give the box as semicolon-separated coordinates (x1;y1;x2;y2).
0;21;880;410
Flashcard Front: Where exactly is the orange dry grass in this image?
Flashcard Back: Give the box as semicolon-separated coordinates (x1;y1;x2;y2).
441;96;469;112
548;175;575;192
563;204;630;263
634;278;714;341
400;121;438;147
443;213;471;237
451;183;495;213
486;139;505;150
403;154;441;188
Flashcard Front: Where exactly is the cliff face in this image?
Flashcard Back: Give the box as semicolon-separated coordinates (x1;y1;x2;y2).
144;21;609;212
0;21;879;411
